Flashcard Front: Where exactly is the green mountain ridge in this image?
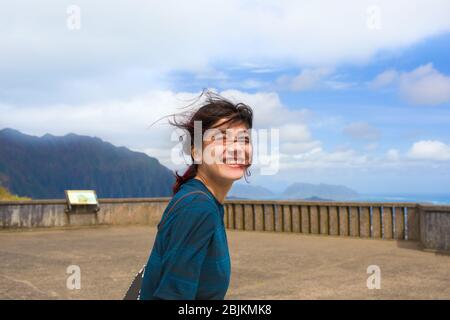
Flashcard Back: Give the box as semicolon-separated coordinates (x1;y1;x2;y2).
0;128;175;199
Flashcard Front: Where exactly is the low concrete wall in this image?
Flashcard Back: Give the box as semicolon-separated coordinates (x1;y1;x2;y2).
419;204;450;253
0;198;170;228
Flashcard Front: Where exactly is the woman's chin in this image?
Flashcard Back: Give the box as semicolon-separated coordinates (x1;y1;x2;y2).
219;164;246;180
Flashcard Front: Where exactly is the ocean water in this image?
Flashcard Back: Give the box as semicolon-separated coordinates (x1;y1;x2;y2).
355;193;450;205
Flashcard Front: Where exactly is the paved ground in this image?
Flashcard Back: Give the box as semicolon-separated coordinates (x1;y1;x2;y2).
0;225;449;300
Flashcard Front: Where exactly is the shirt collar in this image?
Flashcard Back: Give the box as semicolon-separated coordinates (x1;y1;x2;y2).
187;178;224;209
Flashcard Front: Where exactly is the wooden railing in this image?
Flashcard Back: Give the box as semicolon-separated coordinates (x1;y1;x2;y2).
223;200;421;240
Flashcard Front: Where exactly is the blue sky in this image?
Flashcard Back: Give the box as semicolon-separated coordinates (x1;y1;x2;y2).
1;1;450;195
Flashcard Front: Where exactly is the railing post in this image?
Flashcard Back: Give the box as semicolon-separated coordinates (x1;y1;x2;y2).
419;204;450;253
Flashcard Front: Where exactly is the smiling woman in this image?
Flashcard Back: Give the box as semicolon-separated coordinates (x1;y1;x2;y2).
171;90;254;196
138;90;254;300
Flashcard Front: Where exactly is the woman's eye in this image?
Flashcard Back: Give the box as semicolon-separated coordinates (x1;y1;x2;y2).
211;134;222;142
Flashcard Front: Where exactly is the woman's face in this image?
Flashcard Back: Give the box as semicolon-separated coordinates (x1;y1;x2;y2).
196;119;253;182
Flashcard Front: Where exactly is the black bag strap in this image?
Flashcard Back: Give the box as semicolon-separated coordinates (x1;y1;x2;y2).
157;190;209;231
123;264;146;300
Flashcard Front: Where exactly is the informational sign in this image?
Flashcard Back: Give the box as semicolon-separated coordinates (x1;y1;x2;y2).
65;190;98;205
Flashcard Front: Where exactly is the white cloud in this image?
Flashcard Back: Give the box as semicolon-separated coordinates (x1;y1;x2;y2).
282;141;323;155
283;147;370;169
368;69;398;89
386;148;400;161
324;80;356;90
278;123;312;141
369;63;450;105
365;142;378;151
407;140;450;161
2;0;450;104
276;68;333;91
342;121;380;140
275;67;358;92
399;63;450;105
219;89;312;128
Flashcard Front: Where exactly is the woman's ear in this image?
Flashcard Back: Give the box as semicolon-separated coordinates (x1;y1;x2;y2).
191;146;202;163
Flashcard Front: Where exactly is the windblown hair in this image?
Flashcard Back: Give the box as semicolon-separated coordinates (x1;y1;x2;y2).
167;90;253;195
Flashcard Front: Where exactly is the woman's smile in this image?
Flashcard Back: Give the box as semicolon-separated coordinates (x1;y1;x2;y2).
226;163;245;169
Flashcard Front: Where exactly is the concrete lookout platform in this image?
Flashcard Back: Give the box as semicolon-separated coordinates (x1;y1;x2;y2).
1;197;450;299
0;225;449;300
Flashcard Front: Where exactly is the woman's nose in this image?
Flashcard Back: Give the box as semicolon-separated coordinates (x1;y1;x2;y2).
225;143;250;164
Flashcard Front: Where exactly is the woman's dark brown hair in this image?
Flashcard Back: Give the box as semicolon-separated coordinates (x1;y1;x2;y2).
167;90;253;195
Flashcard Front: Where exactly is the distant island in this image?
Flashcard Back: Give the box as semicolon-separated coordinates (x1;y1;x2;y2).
228;182;358;201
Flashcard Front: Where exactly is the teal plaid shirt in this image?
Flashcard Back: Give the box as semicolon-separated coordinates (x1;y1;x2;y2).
139;178;231;300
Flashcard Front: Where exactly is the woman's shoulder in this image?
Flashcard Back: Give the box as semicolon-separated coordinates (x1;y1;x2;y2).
175;192;218;216
172;187;215;207
162;188;220;225
157;194;219;235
